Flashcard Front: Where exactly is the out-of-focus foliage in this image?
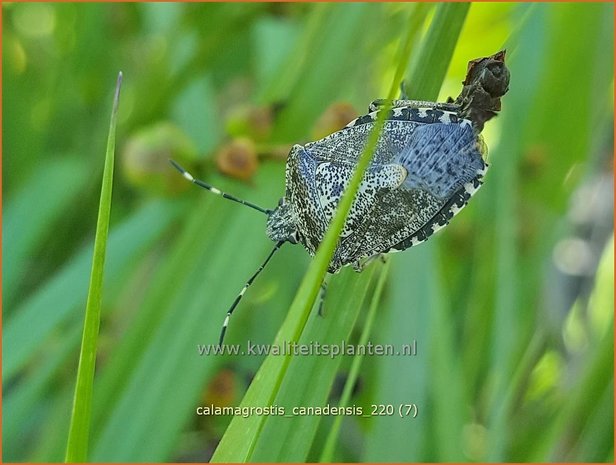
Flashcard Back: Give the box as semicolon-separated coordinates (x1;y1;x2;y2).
3;2;613;463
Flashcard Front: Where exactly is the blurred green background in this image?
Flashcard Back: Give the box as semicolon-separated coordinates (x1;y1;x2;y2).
3;2;614;462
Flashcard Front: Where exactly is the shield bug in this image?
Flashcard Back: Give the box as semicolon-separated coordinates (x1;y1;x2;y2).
171;51;509;345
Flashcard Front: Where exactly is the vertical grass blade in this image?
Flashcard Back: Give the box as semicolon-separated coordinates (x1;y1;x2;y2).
406;2;470;99
64;72;122;462
248;266;376;462
363;4;470;461
211;8;423;462
319;262;390;463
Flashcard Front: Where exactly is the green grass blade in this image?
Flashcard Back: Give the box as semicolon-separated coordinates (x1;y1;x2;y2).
3;157;89;309
3;199;180;384
3;329;81;461
363;4;470;462
485;4;613;459
536;319;614;461
405;9;470;459
211;7;422;462
258;2;331;104
570;379;614;461
64;72;122;462
406;2;470;99
534;237;614;461
249;266;376;462
271;3;374;141
363;247;432;462
88;167;285;461
319;262;390;463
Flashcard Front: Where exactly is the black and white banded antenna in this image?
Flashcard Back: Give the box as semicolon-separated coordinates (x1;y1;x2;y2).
169;159;283;345
169;159;273;215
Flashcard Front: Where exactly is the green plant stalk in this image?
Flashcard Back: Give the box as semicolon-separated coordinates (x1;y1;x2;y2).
259;2;332;104
406;2;470;100
65;72;122;463
303;1;438;295
248;267;376;462
531;238;614;461
540;319;613;461
362;7;470;461
211;10;422;462
319;261;391;463
388;3;432;99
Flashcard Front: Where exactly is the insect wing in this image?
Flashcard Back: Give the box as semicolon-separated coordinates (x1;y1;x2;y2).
368;122;486;256
334;121;487;265
398;122;485;199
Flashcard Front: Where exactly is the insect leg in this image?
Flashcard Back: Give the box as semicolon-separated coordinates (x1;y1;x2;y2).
219;241;285;345
169;159;272;215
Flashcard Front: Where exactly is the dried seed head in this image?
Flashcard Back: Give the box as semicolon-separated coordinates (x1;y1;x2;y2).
122;121;197;195
311;102;358;140
216;138;259;181
225;104;274;142
202;369;236;408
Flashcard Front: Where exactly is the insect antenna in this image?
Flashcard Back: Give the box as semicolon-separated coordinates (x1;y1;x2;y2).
169;159;273;215
219;240;285;345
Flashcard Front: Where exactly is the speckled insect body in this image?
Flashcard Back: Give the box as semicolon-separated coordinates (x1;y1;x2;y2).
171;51;509;344
266;104;487;273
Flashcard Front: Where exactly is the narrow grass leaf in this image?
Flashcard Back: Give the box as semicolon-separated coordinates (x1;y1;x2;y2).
64;72;122;462
249;266;376;462
406;2;470;100
543;237;614;460
3;199;181;383
272;3;376;141
3;328;81;461
3;157;89;309
484;5;544;458
90;164;284;461
320;262;390;463
211;7;421;461
258;3;331;104
363;246;432;461
535;319;614;461
364;4;469;461
570;379;614;461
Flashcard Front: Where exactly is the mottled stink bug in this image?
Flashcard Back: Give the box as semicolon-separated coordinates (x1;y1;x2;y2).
171;51;510;344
